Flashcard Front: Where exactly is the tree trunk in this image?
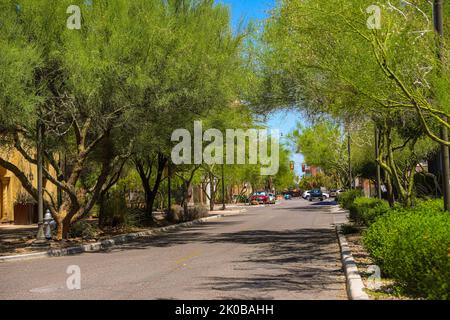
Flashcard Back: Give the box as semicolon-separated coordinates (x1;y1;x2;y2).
209;173;215;211
385;172;395;207
98;192;107;228
145;192;156;217
135;153;168;220
182;182;191;217
56;217;71;240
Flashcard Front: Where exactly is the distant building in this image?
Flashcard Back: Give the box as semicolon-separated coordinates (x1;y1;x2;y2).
302;164;322;177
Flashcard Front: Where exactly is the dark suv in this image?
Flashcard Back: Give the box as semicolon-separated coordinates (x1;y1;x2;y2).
309;189;324;202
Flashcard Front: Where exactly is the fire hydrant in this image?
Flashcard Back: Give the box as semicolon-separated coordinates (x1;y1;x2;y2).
43;209;54;240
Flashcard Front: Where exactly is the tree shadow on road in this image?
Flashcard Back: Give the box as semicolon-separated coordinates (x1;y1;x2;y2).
199;228;345;297
89;220;346;298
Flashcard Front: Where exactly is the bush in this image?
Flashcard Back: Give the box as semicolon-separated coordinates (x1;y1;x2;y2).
167;205;209;223
349;197;390;226
338;189;364;210
167;205;184;223
340;223;359;235
185;205;209;221
68;220;100;240
99;192;144;228
363;201;450;299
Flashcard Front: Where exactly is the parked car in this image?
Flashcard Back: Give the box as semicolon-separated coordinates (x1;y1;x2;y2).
329;189;339;197
250;192;269;205
322;192;330;199
330;189;345;198
308;189;324;202
267;193;276;204
291;190;302;198
302;190;311;199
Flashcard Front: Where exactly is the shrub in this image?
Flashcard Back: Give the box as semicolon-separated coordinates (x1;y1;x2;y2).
414;198;445;212
69;220;100;240
99;192;144;228
349;197;390;227
167;205;184;223
167;205;209;223
338;189;364;210
363;201;450;299
340;223;359;235
185;205;209;222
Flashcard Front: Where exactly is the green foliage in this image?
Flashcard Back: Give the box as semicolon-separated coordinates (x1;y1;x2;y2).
349;197;390;226
271;144;296;190
0;0;250;238
259;0;445;205
363;201;450;299
413;198;445;213
337;189;364;210
292;120;379;188
298;173;334;191
294;121;344;173
68;221;100;240
99;192;144;228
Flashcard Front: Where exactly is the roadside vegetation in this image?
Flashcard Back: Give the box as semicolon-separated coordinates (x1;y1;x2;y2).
0;0;297;241
342;194;450;300
254;0;450;300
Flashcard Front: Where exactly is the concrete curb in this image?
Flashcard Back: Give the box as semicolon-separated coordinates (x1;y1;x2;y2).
0;212;240;263
336;223;370;300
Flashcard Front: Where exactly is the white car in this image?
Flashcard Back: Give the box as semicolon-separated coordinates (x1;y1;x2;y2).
267;193;276;204
322;192;330;199
302;191;311;199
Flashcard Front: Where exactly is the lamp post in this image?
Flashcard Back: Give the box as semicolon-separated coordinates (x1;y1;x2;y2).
433;0;449;212
348;131;353;190
168;161;171;213
375;127;382;199
34;120;46;245
221;164;226;211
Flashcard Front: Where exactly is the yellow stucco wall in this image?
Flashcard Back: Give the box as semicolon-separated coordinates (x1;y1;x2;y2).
0;148;57;224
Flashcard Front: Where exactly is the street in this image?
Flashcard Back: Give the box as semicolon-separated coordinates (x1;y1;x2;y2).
0;199;347;300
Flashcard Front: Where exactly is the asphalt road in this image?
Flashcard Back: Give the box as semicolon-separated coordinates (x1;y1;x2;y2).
0;199;347;300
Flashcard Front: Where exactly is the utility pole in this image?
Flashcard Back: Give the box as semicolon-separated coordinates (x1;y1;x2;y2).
433;0;450;211
375;127;382;199
221;164;226;210
35;120;45;243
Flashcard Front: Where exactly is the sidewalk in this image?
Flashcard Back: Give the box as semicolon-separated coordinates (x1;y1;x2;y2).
0;224;38;256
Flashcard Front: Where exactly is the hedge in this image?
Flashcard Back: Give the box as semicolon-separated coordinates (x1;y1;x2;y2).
337;189;363;210
349;197;390;227
363;200;450;299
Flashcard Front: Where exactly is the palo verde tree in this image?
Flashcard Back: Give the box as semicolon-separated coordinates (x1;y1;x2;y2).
130;0;246;218
258;0;447;206
0;0;159;239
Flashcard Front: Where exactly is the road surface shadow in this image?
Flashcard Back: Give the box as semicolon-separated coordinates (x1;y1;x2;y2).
274;206;337;213
99;220;237;252
201;228;344;296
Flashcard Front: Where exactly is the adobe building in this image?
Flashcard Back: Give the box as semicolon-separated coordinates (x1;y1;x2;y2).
0;149;57;225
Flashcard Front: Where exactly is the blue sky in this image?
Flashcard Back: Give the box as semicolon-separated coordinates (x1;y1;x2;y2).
218;0;275;30
219;0;305;176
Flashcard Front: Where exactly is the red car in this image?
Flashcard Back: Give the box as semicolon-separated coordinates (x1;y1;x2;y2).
250;192;269;205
